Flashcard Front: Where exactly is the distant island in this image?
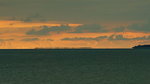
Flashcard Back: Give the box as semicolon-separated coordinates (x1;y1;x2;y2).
132;45;150;49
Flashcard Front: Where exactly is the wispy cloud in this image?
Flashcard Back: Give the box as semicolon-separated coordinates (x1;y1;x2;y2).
26;24;71;35
127;22;150;32
25;22;150;36
113;21;150;33
46;39;54;41
109;35;150;41
62;36;107;41
113;26;126;32
61;35;150;41
8;14;48;22
0;39;14;41
21;38;39;41
26;24;109;35
71;24;107;33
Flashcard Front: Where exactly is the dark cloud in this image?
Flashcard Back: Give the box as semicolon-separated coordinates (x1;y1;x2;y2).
48;24;71;32
139;40;150;44
71;24;107;33
21;38;39;41
25;22;150;36
8;14;48;22
20;14;40;22
26;24;108;35
62;36;108;41
112;21;150;32
26;24;71;35
127;22;150;32
46;39;54;41
108;35;150;40
0;39;14;41
132;36;150;40
113;26;126;32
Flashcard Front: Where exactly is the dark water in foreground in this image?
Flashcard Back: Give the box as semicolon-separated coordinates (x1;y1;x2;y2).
0;49;150;84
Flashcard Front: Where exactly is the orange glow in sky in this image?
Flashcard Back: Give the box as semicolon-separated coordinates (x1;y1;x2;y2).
0;20;149;49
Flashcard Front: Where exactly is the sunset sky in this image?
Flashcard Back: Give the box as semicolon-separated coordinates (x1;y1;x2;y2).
0;0;150;49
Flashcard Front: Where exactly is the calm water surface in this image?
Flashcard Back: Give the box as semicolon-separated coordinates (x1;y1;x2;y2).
0;49;150;84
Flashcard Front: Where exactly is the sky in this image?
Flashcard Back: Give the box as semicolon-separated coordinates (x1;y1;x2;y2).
0;0;150;49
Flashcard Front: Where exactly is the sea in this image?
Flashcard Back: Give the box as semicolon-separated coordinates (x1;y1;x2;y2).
0;49;150;84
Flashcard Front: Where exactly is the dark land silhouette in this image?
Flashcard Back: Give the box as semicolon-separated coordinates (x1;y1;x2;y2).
133;45;150;49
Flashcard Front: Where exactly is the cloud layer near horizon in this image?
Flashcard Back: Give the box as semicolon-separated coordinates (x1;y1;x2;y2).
25;22;150;36
62;35;150;41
